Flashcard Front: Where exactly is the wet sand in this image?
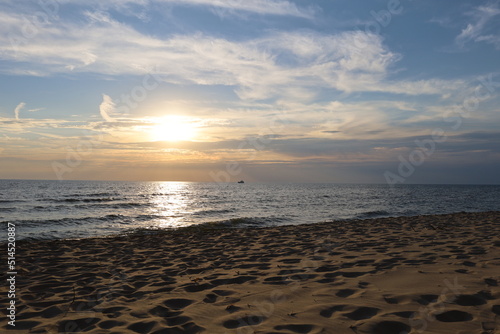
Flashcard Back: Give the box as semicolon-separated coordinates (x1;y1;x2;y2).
1;211;500;333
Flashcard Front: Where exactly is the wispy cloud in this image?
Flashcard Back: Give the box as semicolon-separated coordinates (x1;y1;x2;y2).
0;8;465;101
140;0;311;18
99;94;116;122
51;0;315;19
456;3;500;49
14;102;25;120
159;0;316;18
13;102;44;120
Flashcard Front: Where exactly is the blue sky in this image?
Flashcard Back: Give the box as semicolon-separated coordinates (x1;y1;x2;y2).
0;0;499;183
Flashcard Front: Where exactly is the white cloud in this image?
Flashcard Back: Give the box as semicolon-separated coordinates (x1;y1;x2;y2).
158;0;316;18
99;94;115;122
28;108;45;112
53;0;315;18
456;4;500;49
14;102;25;120
13;102;44;120
0;5;466;101
476;34;500;49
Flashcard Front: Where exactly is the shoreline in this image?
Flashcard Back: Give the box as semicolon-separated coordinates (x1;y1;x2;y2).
6;209;500;245
2;211;500;333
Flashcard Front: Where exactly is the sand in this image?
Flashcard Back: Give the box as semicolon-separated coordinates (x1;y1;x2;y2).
1;211;500;334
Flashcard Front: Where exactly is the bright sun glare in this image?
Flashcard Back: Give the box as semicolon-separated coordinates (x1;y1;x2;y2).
150;116;197;142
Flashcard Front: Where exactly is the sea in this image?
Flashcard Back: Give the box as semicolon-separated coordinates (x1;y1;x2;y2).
1;180;500;241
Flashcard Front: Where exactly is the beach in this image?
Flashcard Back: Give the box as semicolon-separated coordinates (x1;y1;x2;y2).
2;211;500;333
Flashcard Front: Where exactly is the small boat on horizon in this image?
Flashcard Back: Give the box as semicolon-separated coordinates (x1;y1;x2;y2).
237;180;245;184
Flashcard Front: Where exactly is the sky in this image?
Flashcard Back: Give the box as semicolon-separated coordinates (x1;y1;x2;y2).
0;0;499;184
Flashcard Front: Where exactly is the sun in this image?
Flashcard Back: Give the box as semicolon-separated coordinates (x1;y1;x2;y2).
150;116;197;142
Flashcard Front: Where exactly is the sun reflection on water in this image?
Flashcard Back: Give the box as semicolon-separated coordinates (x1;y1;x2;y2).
149;182;192;228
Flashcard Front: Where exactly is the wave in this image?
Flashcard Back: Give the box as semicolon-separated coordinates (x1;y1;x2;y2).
47;197;124;203
25;202;147;212
0;207;16;212
192;209;236;216
61;192;119;198
1;214;129;228
355;210;391;219
32;205;70;212
120;216;291;237
0;199;26;203
183;216;291;230
76;202;147;209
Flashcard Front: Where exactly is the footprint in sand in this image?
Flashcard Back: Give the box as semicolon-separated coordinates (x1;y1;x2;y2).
225;305;241;313
453;294;487;306
184;283;213;292
131;310;152;319
58;318;100;332
316;277;336;283
434;310;473;322
274;324;315;333
210;275;258;285
358;281;370;288
340;271;370;278
152;286;175;293
355;259;376;266
416;294;439;305
148;305;182;318
343;307;379;320
166;315;192;326
163;298;194;310
383;295;399;304
455;268;469;274
71;299;102;312
391;311;415;319
484;278;498;286
277;269;305;275
315;265;339;272
203;293;218;303
263;276;292;285
128;320;157;333
336;288;357;298
371;320;411;334
102;306;128;318
290;273;317;281
150;322;204;334
482;322;496;332
223;315;266;329
279;258;302;264
212;289;236;296
319;305;345;318
31;305;63;319
99;320;126;329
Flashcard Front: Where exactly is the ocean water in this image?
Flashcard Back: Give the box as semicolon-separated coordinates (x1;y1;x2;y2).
1;180;500;241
